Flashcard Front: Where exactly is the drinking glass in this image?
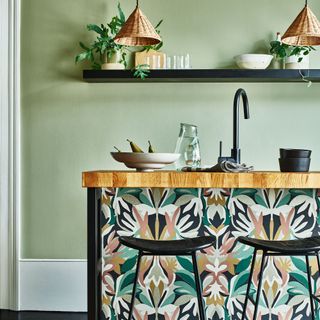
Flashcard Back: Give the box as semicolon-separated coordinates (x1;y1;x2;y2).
166;56;171;69
174;123;201;170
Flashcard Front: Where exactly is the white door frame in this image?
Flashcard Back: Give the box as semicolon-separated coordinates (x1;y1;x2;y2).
0;0;21;310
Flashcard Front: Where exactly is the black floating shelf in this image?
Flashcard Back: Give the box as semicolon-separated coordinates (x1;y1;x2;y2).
83;69;320;83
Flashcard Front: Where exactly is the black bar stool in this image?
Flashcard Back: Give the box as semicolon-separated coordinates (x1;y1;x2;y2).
238;236;320;320
119;236;215;320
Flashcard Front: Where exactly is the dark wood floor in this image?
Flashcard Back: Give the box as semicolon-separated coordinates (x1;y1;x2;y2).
0;310;87;320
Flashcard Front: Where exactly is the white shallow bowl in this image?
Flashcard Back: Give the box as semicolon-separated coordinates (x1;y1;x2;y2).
111;152;180;172
234;54;273;69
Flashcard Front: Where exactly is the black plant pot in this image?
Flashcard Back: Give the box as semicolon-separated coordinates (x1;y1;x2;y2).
279;158;311;172
280;148;312;159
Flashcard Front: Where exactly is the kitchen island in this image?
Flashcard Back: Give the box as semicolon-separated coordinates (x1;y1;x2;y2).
83;171;320;320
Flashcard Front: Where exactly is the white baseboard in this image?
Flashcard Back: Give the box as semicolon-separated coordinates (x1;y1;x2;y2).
19;259;87;312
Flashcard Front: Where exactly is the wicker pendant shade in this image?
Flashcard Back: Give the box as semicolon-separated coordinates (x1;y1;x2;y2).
282;2;320;46
114;1;161;47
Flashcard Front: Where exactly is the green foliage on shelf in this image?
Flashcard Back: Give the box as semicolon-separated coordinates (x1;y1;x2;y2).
75;3;127;69
132;64;151;80
270;40;315;62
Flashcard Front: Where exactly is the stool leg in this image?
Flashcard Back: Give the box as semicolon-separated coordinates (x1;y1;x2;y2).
306;255;315;320
192;252;206;320
241;249;257;320
252;251;266;320
128;251;142;320
316;253;320;317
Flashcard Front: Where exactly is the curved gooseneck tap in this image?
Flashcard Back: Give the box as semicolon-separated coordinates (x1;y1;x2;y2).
231;88;250;163
218;88;250;164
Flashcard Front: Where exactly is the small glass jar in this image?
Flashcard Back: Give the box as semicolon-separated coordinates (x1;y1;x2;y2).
174;123;201;170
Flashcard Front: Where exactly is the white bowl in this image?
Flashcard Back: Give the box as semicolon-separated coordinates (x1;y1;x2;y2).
234;54;273;69
111;152;180;172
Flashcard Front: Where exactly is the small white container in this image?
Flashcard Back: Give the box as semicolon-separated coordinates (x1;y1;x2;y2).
101;63;125;70
285;55;310;69
234;54;273;69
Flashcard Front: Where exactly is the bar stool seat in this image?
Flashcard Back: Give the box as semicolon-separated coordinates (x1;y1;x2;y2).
238;235;320;255
119;236;215;255
119;236;215;320
238;236;320;320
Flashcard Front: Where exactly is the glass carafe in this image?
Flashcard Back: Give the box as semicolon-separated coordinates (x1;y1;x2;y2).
174;123;201;170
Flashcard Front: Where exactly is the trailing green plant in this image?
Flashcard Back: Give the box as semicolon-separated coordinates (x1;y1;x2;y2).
270;40;315;62
75;3;127;69
133;64;150;80
289;46;315;62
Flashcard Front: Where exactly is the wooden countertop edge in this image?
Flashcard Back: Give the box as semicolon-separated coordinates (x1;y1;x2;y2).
82;171;320;189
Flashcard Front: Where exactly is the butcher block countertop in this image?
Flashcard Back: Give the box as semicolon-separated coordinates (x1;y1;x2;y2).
82;171;320;189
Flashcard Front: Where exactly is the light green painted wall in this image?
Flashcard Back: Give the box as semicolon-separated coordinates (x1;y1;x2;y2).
21;0;320;259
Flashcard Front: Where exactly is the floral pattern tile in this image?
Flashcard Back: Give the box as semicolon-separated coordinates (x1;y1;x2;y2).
100;188;320;320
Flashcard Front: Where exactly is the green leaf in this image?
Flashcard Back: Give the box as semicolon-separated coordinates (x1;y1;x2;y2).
233;272;250;292
139;193;152;206
291;271;308;287
254;194;267;207
133;64;150;80
175;281;196;295
278;193;291;207
288;281;308;295
291;257;306;272
121;257;137;273
162;193;176;207
117;188;142;198
175;188;199;197
154;42;163;51
92;62;101;70
119;271;136;293
155;19;163;29
75;51;90;63
79;42;89;50
176;256;193;272
236;256;252;273
139;292;153;307
117;3;126;24
162;293;175;306
87;24;104;35
176;270;195;288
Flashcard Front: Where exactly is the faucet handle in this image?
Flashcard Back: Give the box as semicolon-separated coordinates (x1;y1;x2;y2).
218;141;235;164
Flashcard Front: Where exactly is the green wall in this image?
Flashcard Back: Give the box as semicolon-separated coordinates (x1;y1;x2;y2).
21;0;320;259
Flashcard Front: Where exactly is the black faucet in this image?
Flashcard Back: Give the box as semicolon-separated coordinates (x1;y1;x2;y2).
218;88;250;164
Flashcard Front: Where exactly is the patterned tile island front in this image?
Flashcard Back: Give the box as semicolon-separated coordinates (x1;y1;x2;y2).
83;172;320;320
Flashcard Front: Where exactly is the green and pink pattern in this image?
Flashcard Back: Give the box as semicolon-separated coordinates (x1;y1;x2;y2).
101;188;320;320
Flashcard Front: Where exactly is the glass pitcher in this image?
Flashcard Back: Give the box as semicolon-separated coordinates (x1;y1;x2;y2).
174;123;201;170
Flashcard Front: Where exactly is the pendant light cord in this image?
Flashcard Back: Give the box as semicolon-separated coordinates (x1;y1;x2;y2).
306;0;308;6
136;0;139;7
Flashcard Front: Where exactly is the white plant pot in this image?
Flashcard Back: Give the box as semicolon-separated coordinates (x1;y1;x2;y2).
101;63;125;70
271;57;285;69
285;54;309;69
101;51;125;70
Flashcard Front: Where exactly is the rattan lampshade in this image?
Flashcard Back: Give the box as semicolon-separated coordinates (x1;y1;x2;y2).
114;3;161;46
282;3;320;46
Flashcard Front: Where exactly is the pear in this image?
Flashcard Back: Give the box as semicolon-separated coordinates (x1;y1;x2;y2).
148;140;156;153
113;146;122;152
127;139;144;153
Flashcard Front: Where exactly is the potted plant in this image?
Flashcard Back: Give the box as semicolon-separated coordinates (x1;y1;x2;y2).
270;34;315;69
75;3;127;70
285;46;315;69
